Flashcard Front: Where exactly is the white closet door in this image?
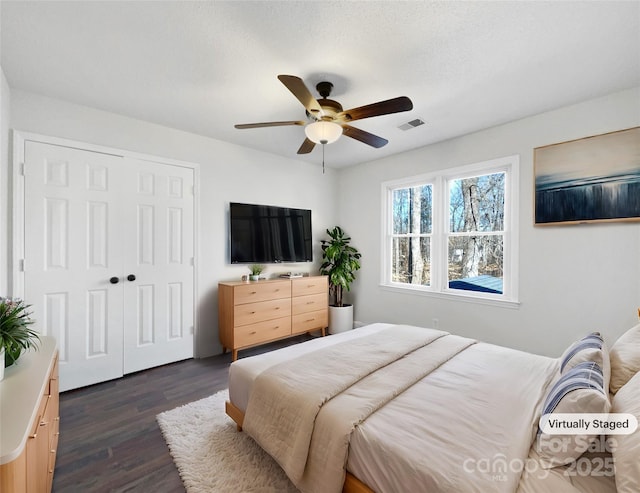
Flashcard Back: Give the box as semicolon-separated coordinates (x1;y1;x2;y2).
121;158;194;373
24;141;125;391
23;142;196;391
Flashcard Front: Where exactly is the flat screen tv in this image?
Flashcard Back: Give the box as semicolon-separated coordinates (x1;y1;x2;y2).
230;202;313;263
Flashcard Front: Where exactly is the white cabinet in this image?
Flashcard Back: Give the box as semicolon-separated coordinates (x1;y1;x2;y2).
1;337;59;493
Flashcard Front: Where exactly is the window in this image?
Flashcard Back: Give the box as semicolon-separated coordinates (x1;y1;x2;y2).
382;155;519;305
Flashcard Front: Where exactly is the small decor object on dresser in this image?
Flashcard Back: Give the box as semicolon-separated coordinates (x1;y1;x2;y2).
0;297;40;374
249;264;264;281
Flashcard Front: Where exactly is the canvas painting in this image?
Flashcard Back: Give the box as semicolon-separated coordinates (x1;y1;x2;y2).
534;127;640;225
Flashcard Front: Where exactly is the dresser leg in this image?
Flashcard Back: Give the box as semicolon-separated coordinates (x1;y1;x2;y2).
232;349;238;361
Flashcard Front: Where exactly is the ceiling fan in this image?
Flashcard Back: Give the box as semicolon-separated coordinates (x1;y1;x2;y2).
235;75;413;154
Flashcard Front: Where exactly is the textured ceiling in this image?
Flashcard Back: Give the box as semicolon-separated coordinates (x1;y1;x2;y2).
2;1;639;169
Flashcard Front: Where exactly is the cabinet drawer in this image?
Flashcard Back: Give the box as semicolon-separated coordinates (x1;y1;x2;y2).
292;293;327;315
234;298;291;326
291;277;327;297
48;445;57;477
235;316;291;347
292;309;328;334
233;281;291;305
30;393;49;438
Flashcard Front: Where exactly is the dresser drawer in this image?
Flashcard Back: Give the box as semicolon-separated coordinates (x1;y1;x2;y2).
234;298;291;326
292;292;327;315
235;316;292;347
291;276;327;297
233;280;291;305
218;276;328;361
292;309;328;334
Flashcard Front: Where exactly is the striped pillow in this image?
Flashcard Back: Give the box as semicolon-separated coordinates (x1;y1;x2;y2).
560;332;610;393
537;361;611;468
543;361;605;415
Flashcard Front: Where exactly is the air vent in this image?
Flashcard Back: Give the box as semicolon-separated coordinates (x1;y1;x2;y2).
398;118;425;131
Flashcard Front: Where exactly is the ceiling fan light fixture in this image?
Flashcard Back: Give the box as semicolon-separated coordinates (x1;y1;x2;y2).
305;121;342;145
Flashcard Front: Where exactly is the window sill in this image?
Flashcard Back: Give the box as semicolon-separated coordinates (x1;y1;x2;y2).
379;283;521;309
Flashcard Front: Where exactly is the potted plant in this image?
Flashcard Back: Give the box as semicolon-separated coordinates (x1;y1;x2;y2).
0;297;40;380
320;226;362;334
249;264;264;281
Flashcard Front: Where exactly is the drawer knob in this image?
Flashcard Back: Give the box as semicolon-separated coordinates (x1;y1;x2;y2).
250;331;257;335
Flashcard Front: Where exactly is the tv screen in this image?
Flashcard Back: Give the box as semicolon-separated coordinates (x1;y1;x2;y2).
230;202;312;263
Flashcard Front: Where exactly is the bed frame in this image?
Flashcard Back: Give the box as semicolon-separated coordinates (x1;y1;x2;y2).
225;400;374;493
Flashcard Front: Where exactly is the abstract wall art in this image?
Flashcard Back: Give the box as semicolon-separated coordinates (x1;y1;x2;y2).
534;127;640;225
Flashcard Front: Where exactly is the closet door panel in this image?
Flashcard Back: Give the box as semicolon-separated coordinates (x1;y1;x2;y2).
24;142;124;391
122;159;195;374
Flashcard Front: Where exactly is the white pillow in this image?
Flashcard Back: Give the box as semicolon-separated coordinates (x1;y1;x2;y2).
610;323;640;394
611;371;640;493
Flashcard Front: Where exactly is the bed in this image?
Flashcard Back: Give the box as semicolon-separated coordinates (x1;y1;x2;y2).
225;322;640;493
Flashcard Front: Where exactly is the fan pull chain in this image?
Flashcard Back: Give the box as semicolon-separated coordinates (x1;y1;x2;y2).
322;144;325;174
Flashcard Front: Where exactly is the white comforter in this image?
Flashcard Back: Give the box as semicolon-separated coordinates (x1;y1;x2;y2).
348;341;558;493
232;324;560;493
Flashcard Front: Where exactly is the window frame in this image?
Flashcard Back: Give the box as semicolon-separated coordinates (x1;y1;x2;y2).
381;155;520;307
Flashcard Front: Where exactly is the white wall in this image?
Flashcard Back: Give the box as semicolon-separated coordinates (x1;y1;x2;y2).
337;86;640;357
5;87;639;360
0;66;10;296
8;89;338;357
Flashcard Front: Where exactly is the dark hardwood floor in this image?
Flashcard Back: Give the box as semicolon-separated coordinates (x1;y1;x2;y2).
52;334;314;493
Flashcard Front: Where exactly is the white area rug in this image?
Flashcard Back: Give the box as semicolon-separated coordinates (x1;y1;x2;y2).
157;389;299;493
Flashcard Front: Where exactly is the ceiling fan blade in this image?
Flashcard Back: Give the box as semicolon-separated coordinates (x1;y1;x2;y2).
341;124;388;148
336;96;413;122
297;138;316;154
235;121;305;129
277;75;323;116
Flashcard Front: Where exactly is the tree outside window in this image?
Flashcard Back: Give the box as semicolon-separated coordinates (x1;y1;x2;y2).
448;173;505;294
391;184;432;286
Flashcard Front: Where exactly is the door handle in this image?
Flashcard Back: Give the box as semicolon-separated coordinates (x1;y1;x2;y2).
110;277;120;284
127;274;136;282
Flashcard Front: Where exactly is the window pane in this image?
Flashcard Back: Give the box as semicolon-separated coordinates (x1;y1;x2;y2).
448;235;503;294
449;173;505;232
392;185;432;234
392;236;431;286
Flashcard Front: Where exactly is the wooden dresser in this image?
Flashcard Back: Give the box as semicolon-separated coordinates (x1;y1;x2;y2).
0;336;59;493
219;276;328;360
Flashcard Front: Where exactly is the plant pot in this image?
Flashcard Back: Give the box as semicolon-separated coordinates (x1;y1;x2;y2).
250;275;260;281
328;304;354;334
